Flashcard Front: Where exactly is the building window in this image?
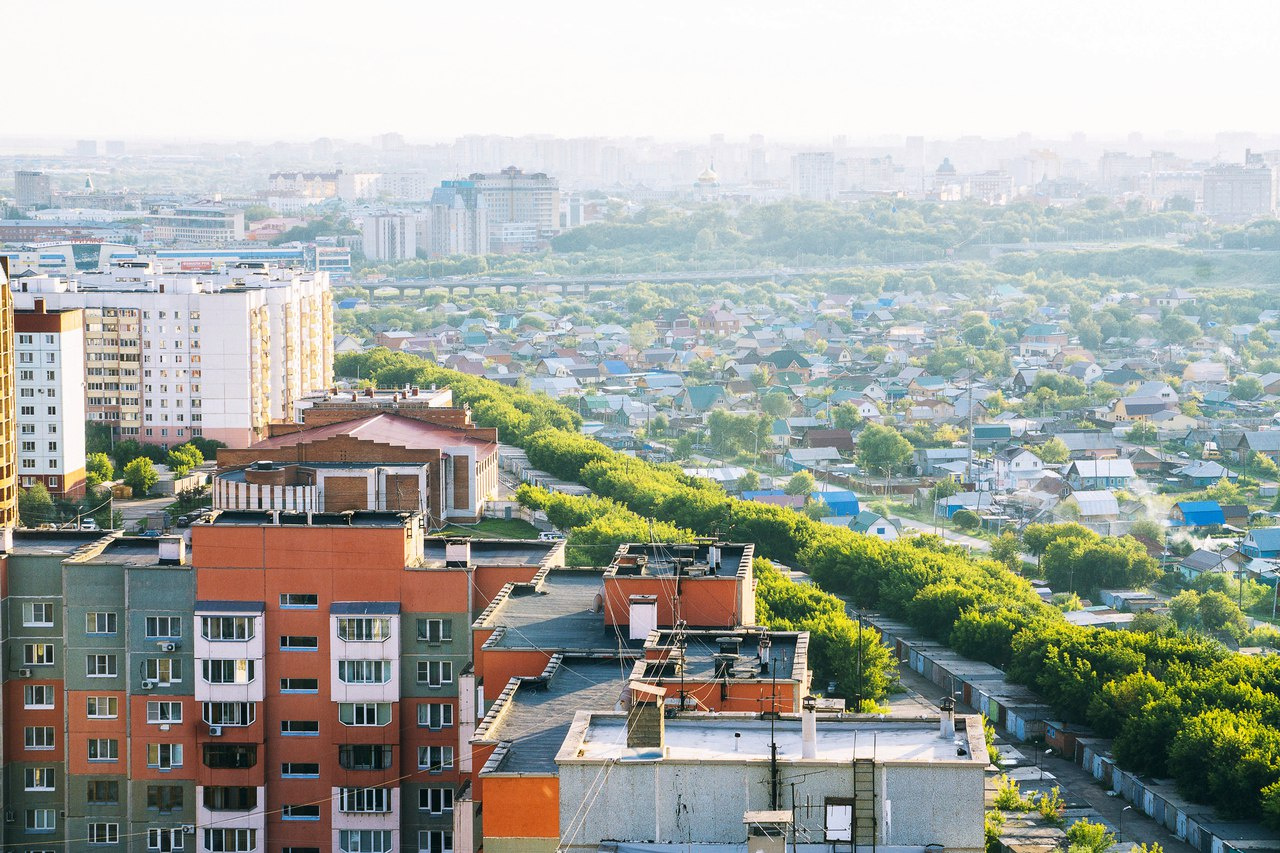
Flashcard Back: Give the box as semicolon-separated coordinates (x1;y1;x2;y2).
146;701;183;723
203;702;256;726
202;829;255;852
86;780;119;804
419;746;454;773
280;635;318;651
279;677;317;693
87;696;119;718
281;762;319;777
280;720;319;736
338;744;392;771
202;659;254;684
339;787;392;813
147;828;185;851
86;611;118;634
22;601;54;626
337;617;392;642
146;743;183;770
419;787;454;814
339;703;392;726
283;804;321;821
145;616;182;638
24;643;55;666
417;618;453;643
417;660;453;687
86;654;117;677
147;785;185;813
279;593;318;608
26;808;57;833
339;830;393;853
203;743;256;769
201;616;253;640
24;684;55;708
203;786;255;811
337;659;392;684
25;726;55;750
87;738;119;761
418;702;454;730
419;830;454;853
24;767;55;791
144;658;181;684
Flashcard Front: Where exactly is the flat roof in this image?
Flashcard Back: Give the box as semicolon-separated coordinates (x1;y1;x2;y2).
421;538;559;568
609;541;750;579
480;569;628;652
79;538;173;566
561;715;987;766
251;412;496;456
637;630;805;684
11;530;110;556
480;657;627;775
207;510;412;528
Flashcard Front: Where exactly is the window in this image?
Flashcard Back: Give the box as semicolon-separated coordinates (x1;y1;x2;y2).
339;702;392;726
202;787;255;811
86;653;118;677
417;660;453;687
144;658;182;684
23;601;54;626
145;616;181;638
203;702;256;726
26;808;56;832
338;744;393;770
280;635;318;650
420;787;454;815
280;677;318;692
147;701;183;723
337;617;391;641
339;787;392;813
419;830;454;853
418;702;454;730
280;593;317;608
417;618;453;643
419;746;454;773
201;616;253;640
202;829;255;852
87;780;119;804
281;720;319;736
339;830;393;853
24;684;54;708
338;659;392;684
281;762;319;777
24;767;55;791
88;738;119;761
147;785;184;812
284;848;322;853
25;726;54;750
146;743;183;770
202;659;254;684
825;800;854;842
87;696;119;718
25;643;55;666
203;743;256;769
283;804;321;820
147;828;185;851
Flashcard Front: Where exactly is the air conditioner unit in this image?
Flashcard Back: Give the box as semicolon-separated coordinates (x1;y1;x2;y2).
160;642;178;652
17;668;31;678
208;725;223;737
181;825;195;835
141;679;157;690
159;723;171;732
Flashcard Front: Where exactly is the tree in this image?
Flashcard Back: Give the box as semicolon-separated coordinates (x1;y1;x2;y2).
166;444;204;477
785;471;816;496
123;458;159;497
18;483;55;527
628;320;658;351
650;413;669;436
1127;422;1158;446
831;402;865;431
1035;437;1070;464
86;452;114;488
990;531;1024;572
931;479;961;501
736;470;761;493
952;509;981;531
761;392;793;418
1066;819;1115;853
857;424;914;474
1204;477;1244;506
1232;376;1263;401
804;498;833;520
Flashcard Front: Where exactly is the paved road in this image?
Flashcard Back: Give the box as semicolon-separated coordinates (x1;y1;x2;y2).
116;496;174;529
895;516;1039;566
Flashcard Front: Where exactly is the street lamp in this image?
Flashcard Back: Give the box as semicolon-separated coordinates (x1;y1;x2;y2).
1119;805;1133;843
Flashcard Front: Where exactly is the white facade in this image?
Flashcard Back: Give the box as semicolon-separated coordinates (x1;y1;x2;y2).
15;304;86;497
360;213;419;261
791;152;836;201
148;205;246;243
10;266;333;448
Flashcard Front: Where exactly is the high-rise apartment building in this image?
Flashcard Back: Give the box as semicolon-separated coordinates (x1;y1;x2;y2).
457;167;559;251
791;152;836;201
9;264;332;448
424;187;489;257
15;299;87;498
148;205;246;244
1203;161;1277;221
0;258;17;535
360;214;419;261
14;171;52;209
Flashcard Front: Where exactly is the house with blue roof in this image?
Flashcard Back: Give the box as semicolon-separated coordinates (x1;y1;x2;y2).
1169;500;1225;528
1241;527;1280;559
813;489;860;516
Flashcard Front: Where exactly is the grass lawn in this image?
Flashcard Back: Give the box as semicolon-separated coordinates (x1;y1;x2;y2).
431;517;542;539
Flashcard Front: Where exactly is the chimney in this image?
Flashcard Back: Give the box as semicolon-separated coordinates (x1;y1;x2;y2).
411;386;419;397
445;537;471;568
626;699;665;750
939;696;956;739
801;695;818;759
158;536;186;565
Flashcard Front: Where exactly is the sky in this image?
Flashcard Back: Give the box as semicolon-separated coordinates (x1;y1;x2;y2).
13;0;1280;142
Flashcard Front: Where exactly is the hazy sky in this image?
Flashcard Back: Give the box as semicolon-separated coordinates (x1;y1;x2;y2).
15;0;1279;142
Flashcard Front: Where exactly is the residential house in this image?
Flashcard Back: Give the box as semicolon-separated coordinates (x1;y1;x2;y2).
805;429;856;452
1228;431;1280;465
1066;459;1135;490
783;446;844;472
992;446;1045;491
1058;431;1120;460
1169;500;1226;528
1173;460;1238;488
973;423;1013;447
1106;396;1173;423
1183;360;1229;382
1019;323;1069;356
674;384;729;414
1063;490;1120;533
1241;527;1280;559
1156;288;1197;308
1178;548;1246;583
916;447;970;476
851;510;900;541
812;488;860;516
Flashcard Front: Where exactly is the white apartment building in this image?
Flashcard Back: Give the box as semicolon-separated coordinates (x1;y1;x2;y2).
791;152;836;201
148;204;246;243
360;213;420;261
10;264;333;449
15;300;86;498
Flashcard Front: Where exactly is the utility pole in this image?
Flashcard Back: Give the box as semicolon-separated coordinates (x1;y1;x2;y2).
965;357;976;491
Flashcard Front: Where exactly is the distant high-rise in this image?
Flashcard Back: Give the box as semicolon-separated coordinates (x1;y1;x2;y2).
426;185;489;257
13;171;52;209
360;213;419;261
468;167;560;248
791;152;836;201
75;139;98;157
1203;158;1277;222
